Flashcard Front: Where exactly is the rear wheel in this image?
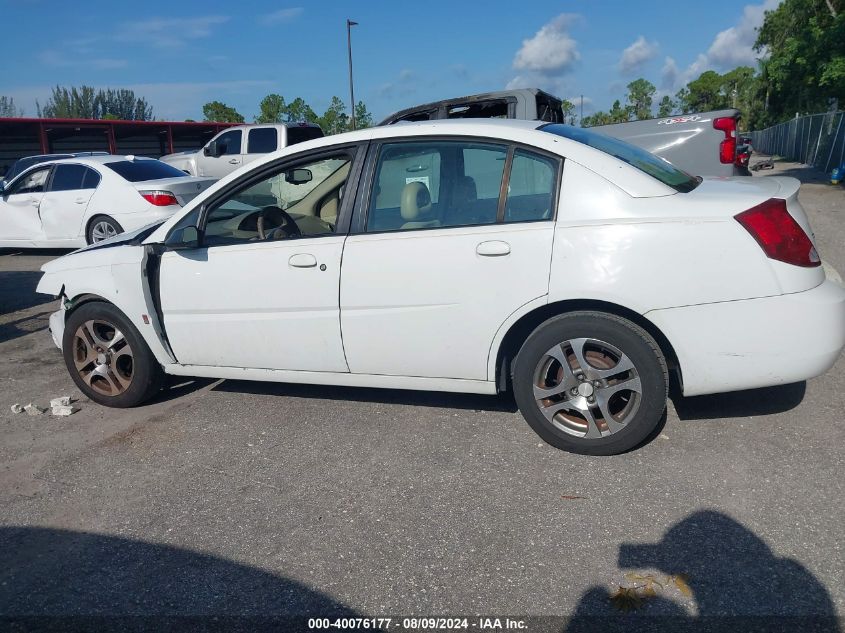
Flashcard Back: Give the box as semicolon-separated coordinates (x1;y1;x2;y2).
512;311;668;455
62;302;164;408
86;215;123;244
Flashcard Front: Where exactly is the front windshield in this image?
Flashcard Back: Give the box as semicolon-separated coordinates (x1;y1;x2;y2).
540;123;699;193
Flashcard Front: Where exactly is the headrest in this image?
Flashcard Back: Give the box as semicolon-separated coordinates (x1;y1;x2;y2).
400;181;432;220
455;175;477;202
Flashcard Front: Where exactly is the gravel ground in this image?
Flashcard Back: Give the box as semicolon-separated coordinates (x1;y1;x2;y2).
0;161;842;630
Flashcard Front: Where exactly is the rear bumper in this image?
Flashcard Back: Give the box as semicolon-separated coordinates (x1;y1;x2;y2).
647;278;845;396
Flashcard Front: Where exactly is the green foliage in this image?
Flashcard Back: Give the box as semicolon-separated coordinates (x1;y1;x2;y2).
0;96;23;117
609;99;629;123
255;94;287;123
354;100;373;129
657;95;676;117
38;86;153;120
285;97;319;124
755;0;845;121
319;96;349;135
625;78;656;120
202;101;245;123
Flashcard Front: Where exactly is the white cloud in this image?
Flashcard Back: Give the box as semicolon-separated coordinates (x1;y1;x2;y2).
260;7;304;25
618;36;659;74
661;56;678;89
39;50;127;70
667;0;782;90
707;0;780;68
378;69;417;98
119;16;230;48
512;14;581;75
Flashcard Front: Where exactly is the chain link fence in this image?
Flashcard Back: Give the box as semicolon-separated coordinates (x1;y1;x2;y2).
750;111;845;174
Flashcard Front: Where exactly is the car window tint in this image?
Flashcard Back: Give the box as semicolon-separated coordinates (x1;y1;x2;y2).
9;167;50;194
215;130;242;156
247;128;277;154
541;123;699;192
201;153;352;247
367;141;506;232
49;164;87;192
286;126;323;146
504;150;557;222
81;167;101;189
105;160;189;182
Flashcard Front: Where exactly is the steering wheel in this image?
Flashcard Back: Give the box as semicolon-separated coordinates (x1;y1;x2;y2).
257;206;302;240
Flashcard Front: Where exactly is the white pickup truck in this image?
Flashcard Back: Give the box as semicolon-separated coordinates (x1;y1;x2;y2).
160;123;323;178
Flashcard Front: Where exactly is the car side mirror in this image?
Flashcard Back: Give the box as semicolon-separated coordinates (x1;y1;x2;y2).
165;224;200;250
204;142;220;157
285;168;312;185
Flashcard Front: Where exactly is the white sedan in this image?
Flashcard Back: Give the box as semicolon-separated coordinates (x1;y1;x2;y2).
36;120;845;455
0;155;214;248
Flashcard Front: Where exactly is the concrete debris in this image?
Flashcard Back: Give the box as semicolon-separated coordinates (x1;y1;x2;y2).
10;403;24;414
50;396;73;408
51;404;80;417
24;403;47;416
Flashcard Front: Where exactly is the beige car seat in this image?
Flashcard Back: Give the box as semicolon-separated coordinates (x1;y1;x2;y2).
400;181;440;229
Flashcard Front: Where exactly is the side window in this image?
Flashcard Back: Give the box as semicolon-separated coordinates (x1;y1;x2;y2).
9;167;50;195
200;152;353;247
49;164;87;192
215;130;242;156
247;128;278;154
367;141;506;232
504;150;558;223
81;167;101;190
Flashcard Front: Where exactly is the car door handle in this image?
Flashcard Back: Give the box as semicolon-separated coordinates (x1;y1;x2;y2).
228;158;240;165
74;197;87;204
288;253;317;268
30;199;39;206
476;240;511;257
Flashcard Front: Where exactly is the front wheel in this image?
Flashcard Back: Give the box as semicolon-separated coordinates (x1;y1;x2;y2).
86;215;124;244
512;311;668;455
62;302;164;408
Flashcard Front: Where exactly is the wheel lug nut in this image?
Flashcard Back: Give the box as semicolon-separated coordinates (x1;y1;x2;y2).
594;381;601;387
576;374;585;381
570;388;578;396
587;396;595;403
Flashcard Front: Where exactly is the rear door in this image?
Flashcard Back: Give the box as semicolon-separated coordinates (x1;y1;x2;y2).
0;166;51;243
39;163;100;240
339;138;560;381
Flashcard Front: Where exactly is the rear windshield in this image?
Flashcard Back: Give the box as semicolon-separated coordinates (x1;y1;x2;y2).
540;123;699;193
105;160;188;182
286;126;324;146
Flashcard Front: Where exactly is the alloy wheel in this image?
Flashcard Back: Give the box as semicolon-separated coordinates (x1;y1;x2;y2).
71;319;134;396
532;337;642;439
91;220;117;242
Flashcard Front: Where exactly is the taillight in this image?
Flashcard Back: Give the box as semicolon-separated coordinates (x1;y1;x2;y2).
713;116;737;164
735;198;820;267
140;190;180;206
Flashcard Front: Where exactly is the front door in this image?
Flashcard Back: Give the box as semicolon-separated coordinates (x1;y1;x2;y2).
159;145;362;372
0;166;50;244
340;139;561;381
200;129;243;178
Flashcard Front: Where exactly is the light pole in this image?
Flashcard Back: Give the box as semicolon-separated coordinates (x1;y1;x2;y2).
347;19;358;130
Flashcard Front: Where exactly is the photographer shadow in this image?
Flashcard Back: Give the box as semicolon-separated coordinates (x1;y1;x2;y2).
565;510;839;633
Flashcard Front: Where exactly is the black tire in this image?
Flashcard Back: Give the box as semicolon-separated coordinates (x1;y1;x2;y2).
86;215;124;244
62;302;164;408
512;311;668;456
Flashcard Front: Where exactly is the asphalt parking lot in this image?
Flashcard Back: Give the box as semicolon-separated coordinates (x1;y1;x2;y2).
1;161;843;630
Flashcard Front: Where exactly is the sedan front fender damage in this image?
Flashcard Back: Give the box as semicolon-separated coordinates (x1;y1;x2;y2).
36;245;176;366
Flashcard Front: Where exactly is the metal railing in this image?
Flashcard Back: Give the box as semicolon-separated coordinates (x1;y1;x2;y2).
750;111;845;173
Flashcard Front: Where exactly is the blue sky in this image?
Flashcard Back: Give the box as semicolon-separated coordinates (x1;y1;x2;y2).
0;0;779;123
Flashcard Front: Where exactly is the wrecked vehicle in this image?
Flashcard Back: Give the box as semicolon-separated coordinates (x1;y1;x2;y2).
37;120;845;455
381;89;745;177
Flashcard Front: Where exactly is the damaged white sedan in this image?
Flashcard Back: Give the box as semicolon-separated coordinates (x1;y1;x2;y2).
36;120;845;455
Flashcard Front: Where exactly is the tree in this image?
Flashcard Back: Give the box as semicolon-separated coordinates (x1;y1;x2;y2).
354;100;373;129
202;101;244;123
756;0;845;120
580;111;613;127
657;95;676;117
609;99;629;123
256;94;286;123
0;96;22;117
285;97;318;124
319;96;349;135
625;78;656;120
37;86;153;120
